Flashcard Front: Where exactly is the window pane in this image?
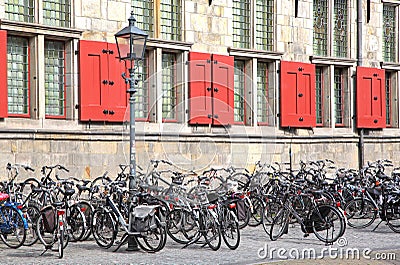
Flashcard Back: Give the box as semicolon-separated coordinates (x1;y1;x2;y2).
233;0;250;49
257;62;269;124
255;0;274;51
132;0;154;38
162;53;176;120
334;68;344;125
43;0;70;27
315;66;323;125
386;72;392;126
136;55;149;119
160;0;182;41
333;0;348;58
45;40;65;117
7;36;29;115
5;0;35;23
234;60;245;122
383;4;396;62
313;0;328;56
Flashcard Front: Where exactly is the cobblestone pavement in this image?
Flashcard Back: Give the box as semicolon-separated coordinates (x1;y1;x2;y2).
1;220;400;265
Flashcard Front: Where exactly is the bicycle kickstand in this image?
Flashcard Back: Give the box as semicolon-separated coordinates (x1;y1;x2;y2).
39;244;53;256
371;220;384;232
113;232;129;252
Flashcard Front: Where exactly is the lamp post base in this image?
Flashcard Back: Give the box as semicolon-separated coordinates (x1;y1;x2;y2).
126;236;140;251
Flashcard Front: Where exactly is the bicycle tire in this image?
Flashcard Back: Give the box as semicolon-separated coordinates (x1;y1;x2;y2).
344;198;377;229
91;207;116;249
269;208;289;241
262;199;281;235
248;196;264;227
312;205;345;244
67;204;86;242
23;205;40;246
57;227;64;259
0;205;27;248
221;208;240;250
77;201;93;241
202;208;221;251
166;208;196;244
137;216;167;252
386;204;400;233
226;173;249;191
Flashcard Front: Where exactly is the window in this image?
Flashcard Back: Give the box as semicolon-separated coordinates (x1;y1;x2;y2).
132;0;154;38
7;36;30;116
313;0;328;56
43;0;70;27
136;55;149;120
257;62;269;124
44;40;65;117
333;0;348;58
386;72;392;126
162;53;177;120
160;0;182;41
255;0;274;51
232;0;251;49
234;60;245;123
315;66;323;126
5;0;35;23
383;4;396;63
334;67;346;126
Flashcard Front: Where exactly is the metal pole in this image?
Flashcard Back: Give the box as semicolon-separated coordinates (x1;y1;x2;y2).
357;0;364;169
127;64;139;251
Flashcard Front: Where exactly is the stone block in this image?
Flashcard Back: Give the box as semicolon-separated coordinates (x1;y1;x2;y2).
107;1;127;21
82;0;101;18
89;141;118;154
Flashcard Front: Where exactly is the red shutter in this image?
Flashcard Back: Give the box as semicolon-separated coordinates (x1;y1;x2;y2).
356;67;386;128
79;40;108;121
188;52;212;125
0;30;7;118
280;61;316;127
106;43;129;122
212;54;234;126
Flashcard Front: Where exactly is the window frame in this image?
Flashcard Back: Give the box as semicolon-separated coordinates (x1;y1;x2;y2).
333;67;346;127
234;59;247;124
161;51;178;122
7;35;31;118
256;61;270;126
44;39;67;119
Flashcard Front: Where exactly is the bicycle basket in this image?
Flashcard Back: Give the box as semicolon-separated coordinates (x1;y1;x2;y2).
40;205;56;233
131;205;158;232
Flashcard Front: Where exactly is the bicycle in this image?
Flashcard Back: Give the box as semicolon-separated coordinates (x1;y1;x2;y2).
0;192;28;248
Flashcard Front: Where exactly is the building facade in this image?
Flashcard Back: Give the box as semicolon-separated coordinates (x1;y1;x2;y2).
0;0;399;177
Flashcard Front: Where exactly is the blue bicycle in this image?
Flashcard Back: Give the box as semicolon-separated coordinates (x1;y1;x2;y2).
0;193;28;248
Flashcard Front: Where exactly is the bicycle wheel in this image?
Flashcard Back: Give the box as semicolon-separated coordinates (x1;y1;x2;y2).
166;208;196;244
248;196;264;227
67;204;86;242
56;227;64;259
269;208;289;241
137;217;167;252
386;204;400;233
262;199;281;235
202;209;221;251
77;201;93;241
91;207;116;249
23;205;40;246
0;206;27;248
312;205;345;244
221;208;240;250
344;198;377;228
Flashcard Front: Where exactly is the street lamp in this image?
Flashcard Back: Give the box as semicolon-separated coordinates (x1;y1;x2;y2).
115;11;148;251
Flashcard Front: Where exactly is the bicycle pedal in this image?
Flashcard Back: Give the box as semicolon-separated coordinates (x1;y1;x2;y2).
303;233;310;238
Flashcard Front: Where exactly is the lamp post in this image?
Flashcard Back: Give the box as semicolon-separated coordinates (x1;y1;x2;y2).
115;11;148;251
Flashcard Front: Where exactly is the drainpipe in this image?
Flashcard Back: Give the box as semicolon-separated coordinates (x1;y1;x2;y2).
357;0;364;169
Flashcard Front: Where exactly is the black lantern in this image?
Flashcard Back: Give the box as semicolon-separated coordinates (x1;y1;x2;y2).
115;12;148;61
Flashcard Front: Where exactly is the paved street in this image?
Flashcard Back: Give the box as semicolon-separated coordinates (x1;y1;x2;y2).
0;220;400;265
